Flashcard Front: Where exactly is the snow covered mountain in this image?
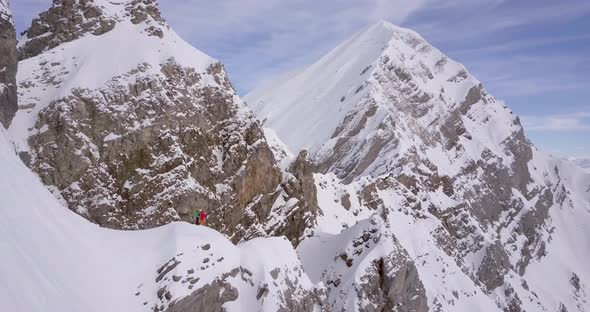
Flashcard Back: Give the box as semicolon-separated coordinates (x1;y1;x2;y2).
3;1;589;310
248;21;590;311
0;0;17;128
9;0;317;244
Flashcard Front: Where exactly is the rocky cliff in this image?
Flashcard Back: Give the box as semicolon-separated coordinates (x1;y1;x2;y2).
0;0;17;128
10;0;317;244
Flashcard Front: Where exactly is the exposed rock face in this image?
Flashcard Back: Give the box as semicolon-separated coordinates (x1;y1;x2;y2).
13;0;315;243
165;279;239;312
289;150;319;213
477;241;511;291
27;60;281;234
142;238;329;312
0;0;17;128
163;267;327;312
271;150;320;245
359;256;428;312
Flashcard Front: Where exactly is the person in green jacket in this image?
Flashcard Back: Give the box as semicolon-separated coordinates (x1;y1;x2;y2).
194;210;209;226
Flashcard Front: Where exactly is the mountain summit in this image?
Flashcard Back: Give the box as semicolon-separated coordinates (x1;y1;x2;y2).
247;20;526;183
249;20;590;311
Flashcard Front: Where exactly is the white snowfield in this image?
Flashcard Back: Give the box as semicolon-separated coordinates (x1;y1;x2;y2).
0;128;320;311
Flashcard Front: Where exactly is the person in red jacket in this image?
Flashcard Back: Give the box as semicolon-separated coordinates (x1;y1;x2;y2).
193;210;200;226
199;210;209;225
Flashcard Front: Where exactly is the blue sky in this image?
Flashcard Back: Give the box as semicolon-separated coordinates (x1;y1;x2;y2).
10;0;590;157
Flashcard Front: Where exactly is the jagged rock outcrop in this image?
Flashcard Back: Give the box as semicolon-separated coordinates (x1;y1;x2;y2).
139;236;329;312
271;150;319;245
0;0;17;128
477;241;511;291
164;268;327;312
11;0;315;243
298;217;428;312
289;150;319;213
362;257;428;312
164;279;239;312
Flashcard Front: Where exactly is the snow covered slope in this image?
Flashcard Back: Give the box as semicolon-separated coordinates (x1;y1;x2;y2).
249;20;590;311
0;127;326;311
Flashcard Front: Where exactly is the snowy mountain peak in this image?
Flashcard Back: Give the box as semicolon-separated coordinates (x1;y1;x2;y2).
360;19;422;41
248;20;590;310
18;0;167;60
247;18;501;182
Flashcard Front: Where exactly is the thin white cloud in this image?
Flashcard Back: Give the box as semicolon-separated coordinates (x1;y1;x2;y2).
522;112;590;131
159;0;490;92
11;0;590;101
455;52;590;97
489;1;590;30
369;0;429;24
450;33;590;55
410;0;590;43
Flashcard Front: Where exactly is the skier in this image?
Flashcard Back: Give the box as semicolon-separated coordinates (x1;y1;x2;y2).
199;210;209;226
